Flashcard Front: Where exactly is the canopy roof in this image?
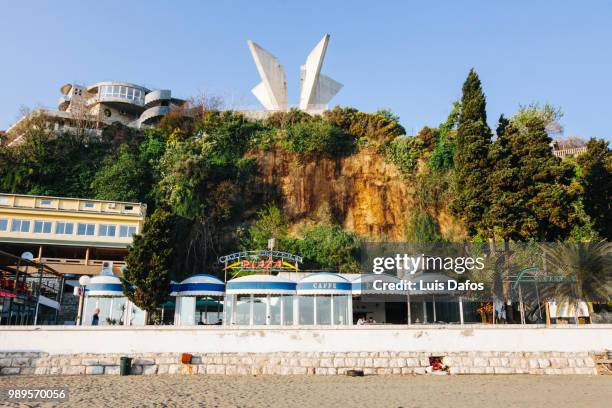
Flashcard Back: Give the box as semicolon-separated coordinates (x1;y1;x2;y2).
297;273;352;295
226;274;296;295
87;274;123;297
171;274;225;297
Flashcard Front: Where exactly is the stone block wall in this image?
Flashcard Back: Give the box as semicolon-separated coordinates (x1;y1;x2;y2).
0;351;600;376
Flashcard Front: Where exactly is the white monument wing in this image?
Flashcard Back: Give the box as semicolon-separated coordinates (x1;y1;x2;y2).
247;40;288;111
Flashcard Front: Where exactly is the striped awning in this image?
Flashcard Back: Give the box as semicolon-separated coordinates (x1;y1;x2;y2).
297;273;352;295
226;274;296;295
87;274;124;297
171;274;225;297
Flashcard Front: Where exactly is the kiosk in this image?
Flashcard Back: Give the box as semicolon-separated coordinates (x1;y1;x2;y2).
172;274;225;325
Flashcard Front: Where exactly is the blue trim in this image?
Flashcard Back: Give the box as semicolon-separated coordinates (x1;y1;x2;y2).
301;272;346;279
226;281;296;291
87;283;123;292
188;274;222;280
178;283;225;293
297;282;352;291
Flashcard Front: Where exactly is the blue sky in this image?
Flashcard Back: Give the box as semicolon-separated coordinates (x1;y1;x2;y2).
1;0;610;140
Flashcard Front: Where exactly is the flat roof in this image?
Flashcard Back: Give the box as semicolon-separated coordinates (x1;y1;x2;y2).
0;192;144;207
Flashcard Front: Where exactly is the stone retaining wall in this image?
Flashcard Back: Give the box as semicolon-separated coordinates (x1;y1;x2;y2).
0;351;600;376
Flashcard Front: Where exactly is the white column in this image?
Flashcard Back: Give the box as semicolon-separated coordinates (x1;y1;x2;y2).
459;297;464;325
249;294;254;326
293;295;299;325
348;295;353;325
204;296;208;324
175;297;181;325
407;294;411;325
265;294;271;325
432;295;437;323
313;296;318;325
422;299;427;323
330;295;335;326
125;301;132;326
231;295;237;325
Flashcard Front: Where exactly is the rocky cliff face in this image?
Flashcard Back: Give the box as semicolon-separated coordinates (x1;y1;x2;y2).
249;148;462;241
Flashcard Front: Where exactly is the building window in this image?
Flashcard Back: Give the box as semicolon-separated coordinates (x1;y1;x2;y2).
0;196;9;204
40;199;52;206
119;225;137;237
11;219;30;233
84;202;94;209
33;220;52;234
56;222;74;235
77;223;95;236
0;219;7;231
98;224;116;237
124;205;133;211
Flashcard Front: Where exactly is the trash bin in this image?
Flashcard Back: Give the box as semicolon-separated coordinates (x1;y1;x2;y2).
120;357;132;376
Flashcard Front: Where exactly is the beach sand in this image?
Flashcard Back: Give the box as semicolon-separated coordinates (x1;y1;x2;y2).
1;374;611;408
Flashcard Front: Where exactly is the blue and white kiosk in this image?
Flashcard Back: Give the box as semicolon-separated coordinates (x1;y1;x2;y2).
171;274;225;325
224;274;296;325
296;273;352;325
82;272;145;326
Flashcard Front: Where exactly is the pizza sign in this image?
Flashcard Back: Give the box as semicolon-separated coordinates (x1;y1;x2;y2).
219;250;303;274
239;259;283;270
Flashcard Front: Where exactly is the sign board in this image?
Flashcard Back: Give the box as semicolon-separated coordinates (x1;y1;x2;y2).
218;250;303;276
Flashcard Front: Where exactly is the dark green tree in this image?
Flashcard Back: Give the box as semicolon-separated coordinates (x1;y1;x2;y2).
240;204;297;252
405;210;444;243
486;112;578;241
451;69;493;237
429;101;460;172
298;224;360;273
123;208;177;319
91;145;146;202
577;139;612;240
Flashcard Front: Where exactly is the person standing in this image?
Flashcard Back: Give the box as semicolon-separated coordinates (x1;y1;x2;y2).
92;308;100;326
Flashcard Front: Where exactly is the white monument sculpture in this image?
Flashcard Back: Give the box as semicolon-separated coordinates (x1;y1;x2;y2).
247;40;288;111
248;34;342;112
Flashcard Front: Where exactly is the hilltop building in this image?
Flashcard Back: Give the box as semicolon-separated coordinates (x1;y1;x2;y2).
7;81;185;146
550;137;587;158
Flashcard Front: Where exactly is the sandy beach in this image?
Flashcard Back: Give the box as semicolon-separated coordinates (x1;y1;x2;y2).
1;375;611;408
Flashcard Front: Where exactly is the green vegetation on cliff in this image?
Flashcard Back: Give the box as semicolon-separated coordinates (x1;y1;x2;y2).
2;72;610;311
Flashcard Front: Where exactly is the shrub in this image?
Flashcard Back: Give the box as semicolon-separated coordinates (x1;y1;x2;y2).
384;136;425;176
282;121;355;156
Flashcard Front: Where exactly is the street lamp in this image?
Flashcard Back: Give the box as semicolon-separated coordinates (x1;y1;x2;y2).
76;275;91;325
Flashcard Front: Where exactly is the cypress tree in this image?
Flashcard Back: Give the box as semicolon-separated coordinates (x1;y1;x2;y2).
485;115;523;241
123;208;177;320
577;139;612;239
452;69;493;237
488;112;577;241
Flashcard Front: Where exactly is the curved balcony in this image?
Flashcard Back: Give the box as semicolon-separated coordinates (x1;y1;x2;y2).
57;95;70;111
60;83;73;95
86;81;149;94
139;105;170;126
144;89;171;108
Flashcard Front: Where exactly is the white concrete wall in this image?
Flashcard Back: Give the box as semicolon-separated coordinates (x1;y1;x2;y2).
1;325;611;355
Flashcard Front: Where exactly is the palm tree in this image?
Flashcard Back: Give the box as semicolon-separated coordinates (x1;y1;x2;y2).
540;241;611;303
